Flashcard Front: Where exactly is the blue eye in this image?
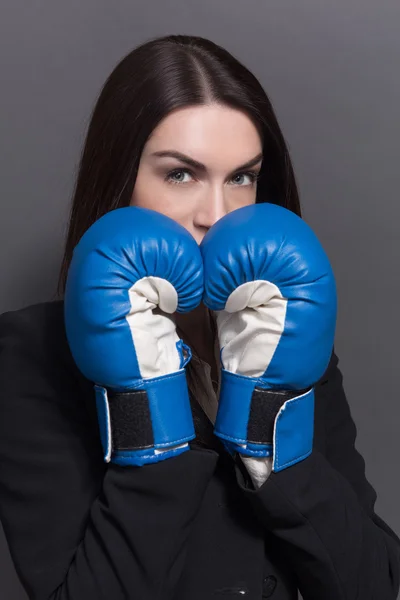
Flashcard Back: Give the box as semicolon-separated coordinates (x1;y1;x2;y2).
165;169;193;185
231;172;260;186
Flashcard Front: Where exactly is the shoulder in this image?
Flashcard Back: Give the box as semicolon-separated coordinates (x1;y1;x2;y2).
0;300;92;399
0;299;64;337
0;300;67;366
317;347;340;384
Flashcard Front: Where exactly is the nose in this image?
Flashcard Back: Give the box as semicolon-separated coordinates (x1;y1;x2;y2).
193;187;228;242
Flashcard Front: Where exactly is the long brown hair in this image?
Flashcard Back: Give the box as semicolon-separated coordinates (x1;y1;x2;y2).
56;34;302;448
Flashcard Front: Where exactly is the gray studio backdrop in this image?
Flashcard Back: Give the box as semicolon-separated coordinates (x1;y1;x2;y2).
1;1;399;599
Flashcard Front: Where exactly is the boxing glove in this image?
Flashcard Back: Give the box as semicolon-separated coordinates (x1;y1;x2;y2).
200;203;337;473
64;206;203;467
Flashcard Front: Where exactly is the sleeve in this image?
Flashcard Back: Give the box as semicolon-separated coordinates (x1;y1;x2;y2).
0;308;219;600
233;349;400;600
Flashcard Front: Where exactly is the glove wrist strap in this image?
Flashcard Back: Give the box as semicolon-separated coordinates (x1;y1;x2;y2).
94;369;195;465
215;368;315;471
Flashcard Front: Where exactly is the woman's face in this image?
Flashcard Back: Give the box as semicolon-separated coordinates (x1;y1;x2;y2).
130;104;263;244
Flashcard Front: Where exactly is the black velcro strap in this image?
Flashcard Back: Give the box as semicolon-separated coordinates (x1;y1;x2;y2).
247;387;311;445
107;390;154;450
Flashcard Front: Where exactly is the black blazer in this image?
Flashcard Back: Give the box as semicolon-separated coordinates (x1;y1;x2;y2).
0;300;399;600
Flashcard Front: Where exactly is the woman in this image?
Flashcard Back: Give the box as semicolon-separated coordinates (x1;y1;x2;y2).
0;33;399;600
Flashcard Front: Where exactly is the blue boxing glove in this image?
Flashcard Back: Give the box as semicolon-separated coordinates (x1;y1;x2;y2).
200;203;337;473
64;206;203;467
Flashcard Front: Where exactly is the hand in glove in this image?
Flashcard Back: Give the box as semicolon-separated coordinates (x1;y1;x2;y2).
200;203;337;473
64;206;203;467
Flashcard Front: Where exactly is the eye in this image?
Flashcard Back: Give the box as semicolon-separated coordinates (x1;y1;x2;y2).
230;171;260;187
165;168;194;185
165;168;261;186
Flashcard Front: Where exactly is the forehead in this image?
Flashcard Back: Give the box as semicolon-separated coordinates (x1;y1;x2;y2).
144;105;262;162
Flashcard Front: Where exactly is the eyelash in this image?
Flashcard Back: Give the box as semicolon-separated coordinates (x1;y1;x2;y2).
164;168;261;187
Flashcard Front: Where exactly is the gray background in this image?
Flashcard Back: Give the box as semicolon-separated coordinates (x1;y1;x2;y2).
0;1;399;598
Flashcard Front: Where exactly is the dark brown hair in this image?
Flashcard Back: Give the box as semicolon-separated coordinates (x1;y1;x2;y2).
56;34;302;448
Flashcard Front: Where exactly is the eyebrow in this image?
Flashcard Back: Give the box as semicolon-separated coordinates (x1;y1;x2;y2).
150;150;263;172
